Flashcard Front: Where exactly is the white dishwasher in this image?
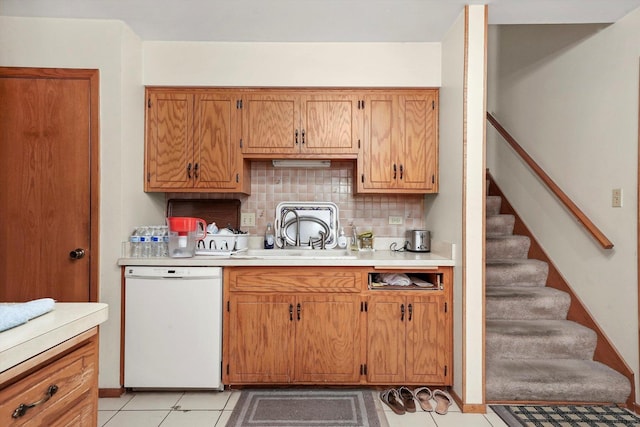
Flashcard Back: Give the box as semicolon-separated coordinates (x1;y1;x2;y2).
124;266;223;389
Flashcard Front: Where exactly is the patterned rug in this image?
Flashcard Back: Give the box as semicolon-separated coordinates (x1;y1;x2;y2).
226;389;386;427
491;405;640;426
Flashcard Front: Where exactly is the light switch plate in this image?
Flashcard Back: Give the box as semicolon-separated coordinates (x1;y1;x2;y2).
241;212;256;227
612;188;622;208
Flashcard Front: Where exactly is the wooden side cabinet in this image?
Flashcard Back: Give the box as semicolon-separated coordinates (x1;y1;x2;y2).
358;90;439;193
366;268;452;386
145;88;250;193
367;294;450;385
0;329;99;427
241;91;360;157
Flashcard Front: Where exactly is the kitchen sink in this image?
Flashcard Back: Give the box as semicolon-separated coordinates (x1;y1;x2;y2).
234;249;358;260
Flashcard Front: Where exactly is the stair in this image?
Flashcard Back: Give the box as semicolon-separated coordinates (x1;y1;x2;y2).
485;183;631;403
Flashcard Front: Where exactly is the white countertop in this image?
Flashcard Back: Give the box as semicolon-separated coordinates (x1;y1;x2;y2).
0;303;109;373
118;241;455;268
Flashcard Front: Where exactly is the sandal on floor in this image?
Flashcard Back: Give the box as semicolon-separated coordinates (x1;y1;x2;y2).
432;389;453;415
380;388;406;415
413;386;433;411
397;386;417;412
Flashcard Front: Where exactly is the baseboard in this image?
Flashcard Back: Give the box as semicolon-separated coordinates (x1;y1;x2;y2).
99;387;125;398
449;389;486;413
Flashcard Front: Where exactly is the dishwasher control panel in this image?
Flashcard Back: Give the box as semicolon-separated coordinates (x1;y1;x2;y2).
125;266;221;278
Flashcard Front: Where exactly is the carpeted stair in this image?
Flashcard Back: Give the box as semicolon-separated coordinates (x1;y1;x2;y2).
485;193;631;403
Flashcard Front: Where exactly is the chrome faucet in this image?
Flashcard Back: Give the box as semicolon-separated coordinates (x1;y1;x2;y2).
317;230;327;250
281;208;301;247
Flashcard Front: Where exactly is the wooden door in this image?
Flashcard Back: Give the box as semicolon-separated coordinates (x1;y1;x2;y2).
301;94;359;155
398;92;438;191
145;90;193;190
0;67;99;302
193;93;240;190
366;295;406;383
405;295;448;384
294;294;361;383
242;93;299;154
359;93;396;191
227;294;295;383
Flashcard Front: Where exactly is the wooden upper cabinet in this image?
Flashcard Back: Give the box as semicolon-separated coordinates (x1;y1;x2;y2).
358;89;439;193
145;89;249;193
242;91;360;157
242;93;298;154
301;94;360;155
193;94;242;190
146;91;193;189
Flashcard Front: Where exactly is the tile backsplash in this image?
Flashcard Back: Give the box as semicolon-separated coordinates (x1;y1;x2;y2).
166;161;425;237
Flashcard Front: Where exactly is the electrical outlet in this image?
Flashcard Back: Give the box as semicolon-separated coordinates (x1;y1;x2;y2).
388;215;403;225
241;212;256;227
612;188;623;208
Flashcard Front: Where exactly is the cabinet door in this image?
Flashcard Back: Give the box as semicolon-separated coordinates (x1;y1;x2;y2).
242;93;299;154
357;90;439;193
295;294;362;383
366;295;406;383
405;295;449;384
227;295;295;383
301;94;360;155
398;92;438;191
193;93;241;190
358;94;396;191
145;91;193;190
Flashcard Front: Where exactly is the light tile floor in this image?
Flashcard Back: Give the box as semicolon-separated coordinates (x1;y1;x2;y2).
99;390;508;427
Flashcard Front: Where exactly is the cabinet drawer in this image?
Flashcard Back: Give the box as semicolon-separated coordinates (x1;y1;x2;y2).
0;341;97;426
228;267;366;292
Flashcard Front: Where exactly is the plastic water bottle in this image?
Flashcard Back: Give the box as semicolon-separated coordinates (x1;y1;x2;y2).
161;226;169;257
130;228;142;258
140;226;152;258
151;226;162;257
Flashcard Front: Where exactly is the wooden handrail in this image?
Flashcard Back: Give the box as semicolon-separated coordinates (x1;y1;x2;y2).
487;112;614;250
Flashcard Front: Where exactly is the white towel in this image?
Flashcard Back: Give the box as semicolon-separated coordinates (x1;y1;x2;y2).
378;273;411;286
0;298;55;332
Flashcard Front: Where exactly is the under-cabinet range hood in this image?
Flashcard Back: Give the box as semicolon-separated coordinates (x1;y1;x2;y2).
271;160;331;168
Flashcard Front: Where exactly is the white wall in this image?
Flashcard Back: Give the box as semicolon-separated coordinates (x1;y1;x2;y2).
463;5;487;407
1;16;450;389
431;8;465;402
487;9;640;399
143;42;441;86
0;16;162;389
428;5;487;408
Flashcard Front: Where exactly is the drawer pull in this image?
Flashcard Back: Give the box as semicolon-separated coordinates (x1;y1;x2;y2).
12;384;59;418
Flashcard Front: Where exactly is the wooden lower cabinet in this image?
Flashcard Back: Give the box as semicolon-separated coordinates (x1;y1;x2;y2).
367;294;450;385
294;294;361;383
0;329;99;427
226;293;362;384
224;266;452;387
227;294;295;383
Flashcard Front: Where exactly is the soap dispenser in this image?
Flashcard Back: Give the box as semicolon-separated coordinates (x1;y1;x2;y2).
337;227;348;249
264;223;275;249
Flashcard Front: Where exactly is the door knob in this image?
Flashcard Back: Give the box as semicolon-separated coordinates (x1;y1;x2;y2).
69;248;86;259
